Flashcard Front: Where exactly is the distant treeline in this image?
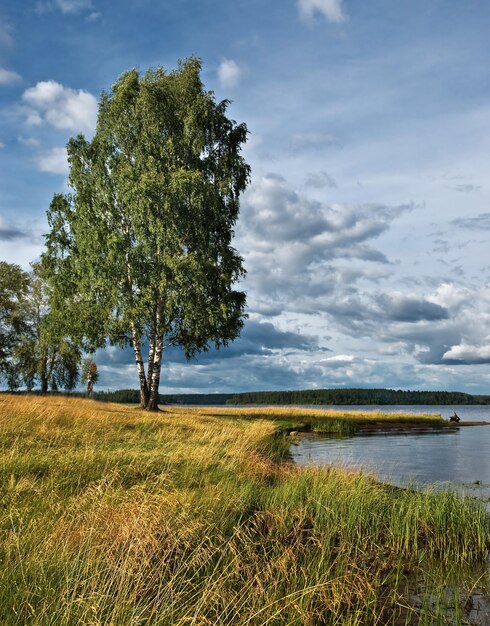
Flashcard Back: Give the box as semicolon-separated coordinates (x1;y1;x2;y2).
87;388;490;406
160;393;233;405
227;388;490;405
92;389;141;403
91;390;234;405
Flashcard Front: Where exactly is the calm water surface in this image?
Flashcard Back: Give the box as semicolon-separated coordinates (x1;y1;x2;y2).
291;405;490;504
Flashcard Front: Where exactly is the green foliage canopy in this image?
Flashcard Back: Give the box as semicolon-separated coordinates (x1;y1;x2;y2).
0;261;80;391
43;58;250;410
0;262;30;387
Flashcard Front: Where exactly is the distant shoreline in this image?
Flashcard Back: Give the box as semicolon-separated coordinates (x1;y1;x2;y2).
3;388;490;406
78;387;490;405
355;420;490;433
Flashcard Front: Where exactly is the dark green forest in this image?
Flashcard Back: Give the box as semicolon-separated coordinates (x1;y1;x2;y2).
227;388;490;405
5;387;489;405
83;388;490;405
91;390;233;406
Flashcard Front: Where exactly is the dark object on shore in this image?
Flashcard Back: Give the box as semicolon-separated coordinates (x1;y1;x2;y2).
449;412;461;423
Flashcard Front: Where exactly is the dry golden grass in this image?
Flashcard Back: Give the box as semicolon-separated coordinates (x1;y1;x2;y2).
172;404;443;422
0;394;486;625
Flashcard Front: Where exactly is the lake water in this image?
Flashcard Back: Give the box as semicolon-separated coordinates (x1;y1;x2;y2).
290;405;490;505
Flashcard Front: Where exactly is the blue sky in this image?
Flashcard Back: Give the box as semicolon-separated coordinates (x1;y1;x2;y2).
1;0;490;394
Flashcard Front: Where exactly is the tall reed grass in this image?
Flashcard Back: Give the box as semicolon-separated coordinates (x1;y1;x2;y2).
0;394;487;625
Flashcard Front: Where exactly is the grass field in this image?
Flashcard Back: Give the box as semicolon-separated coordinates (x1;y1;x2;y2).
0;394;488;625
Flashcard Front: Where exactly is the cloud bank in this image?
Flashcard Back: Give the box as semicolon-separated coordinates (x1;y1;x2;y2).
237;174;413;316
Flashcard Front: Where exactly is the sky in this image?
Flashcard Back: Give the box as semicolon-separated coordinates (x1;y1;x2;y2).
1;0;490;394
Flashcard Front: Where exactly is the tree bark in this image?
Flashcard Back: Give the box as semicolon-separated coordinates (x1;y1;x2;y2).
46;348;57;393
146;337;163;411
147;332;155;397
147;299;162;401
131;325;149;408
87;378;94;399
40;353;48;394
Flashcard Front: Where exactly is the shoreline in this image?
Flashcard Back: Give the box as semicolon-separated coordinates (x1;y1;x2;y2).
355;420;490;433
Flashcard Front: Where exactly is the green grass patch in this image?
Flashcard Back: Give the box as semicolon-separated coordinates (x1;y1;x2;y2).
0;394;487;625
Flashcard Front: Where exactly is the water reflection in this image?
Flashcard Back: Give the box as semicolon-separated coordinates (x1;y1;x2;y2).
292;426;490;505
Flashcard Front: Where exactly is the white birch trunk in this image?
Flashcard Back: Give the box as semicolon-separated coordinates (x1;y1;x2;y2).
147;333;155;396
131;324;149;408
147;336;163;411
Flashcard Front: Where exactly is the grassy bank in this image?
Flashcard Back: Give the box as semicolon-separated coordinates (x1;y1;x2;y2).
189;405;446;436
0;395;487;625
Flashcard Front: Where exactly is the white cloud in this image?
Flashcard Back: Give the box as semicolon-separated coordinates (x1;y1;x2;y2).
442;341;490;364
26;111;42;126
428;283;470;310
0;141;5;148
322;354;355;362
24;80;64;106
0;67;21;85
297;0;347;23
22;80;98;133
217;59;242;89
36;147;69;174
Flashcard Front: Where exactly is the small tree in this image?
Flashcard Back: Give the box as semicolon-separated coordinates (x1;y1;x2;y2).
0;262;30;388
81;357;99;398
43;58;249;411
7;262;81;393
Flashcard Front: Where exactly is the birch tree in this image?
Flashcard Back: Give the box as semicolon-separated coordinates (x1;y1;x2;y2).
42;58;249;411
25;262;81;393
0;262;30;388
0;261;80;392
81;357;99;398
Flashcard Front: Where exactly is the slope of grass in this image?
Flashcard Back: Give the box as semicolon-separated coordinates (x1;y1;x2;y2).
0;394;487;625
